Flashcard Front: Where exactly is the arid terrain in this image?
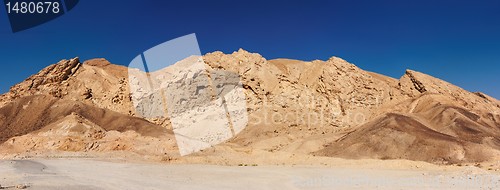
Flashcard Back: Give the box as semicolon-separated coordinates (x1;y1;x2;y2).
1;159;499;190
0;49;499;188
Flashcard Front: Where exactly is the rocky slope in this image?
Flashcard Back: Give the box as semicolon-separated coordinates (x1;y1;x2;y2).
0;49;499;165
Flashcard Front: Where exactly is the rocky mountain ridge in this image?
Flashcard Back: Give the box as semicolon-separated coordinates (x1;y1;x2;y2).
0;49;499;165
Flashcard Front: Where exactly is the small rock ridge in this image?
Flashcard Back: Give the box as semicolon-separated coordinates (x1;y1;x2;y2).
405;69;427;93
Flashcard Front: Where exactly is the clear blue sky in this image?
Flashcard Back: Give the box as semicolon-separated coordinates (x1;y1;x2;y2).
0;0;499;98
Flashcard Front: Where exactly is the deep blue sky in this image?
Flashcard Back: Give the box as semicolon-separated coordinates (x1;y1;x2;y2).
0;0;499;98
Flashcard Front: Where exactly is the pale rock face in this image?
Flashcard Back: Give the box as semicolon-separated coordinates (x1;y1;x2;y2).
129;55;248;155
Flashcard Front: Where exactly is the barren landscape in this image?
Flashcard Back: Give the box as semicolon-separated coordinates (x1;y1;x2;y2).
1;49;499;189
1;159;499;190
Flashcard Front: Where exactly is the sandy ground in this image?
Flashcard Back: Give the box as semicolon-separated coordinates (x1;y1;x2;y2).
0;159;499;190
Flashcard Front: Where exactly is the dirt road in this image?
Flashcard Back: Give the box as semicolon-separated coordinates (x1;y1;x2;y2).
0;159;499;189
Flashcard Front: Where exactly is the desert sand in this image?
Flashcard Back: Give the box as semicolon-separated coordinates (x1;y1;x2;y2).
0;158;499;190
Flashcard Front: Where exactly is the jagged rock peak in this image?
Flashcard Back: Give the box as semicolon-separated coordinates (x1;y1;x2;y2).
84;58;112;67
236;48;250;54
16;57;81;89
325;56;362;72
231;48;265;60
327;56;348;63
0;57;82;103
204;49;267;69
